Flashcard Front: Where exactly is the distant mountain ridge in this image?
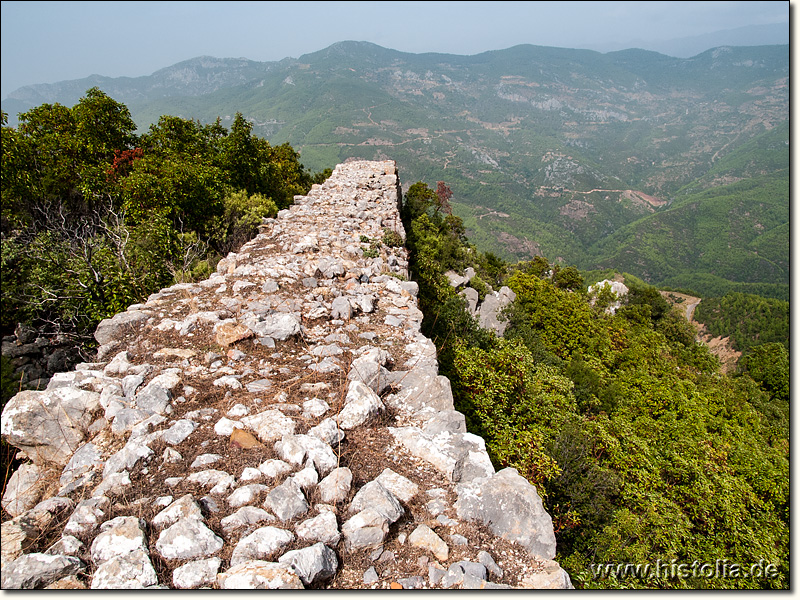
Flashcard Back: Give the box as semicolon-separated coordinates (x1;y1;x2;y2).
3;56;284;108
586;22;788;57
1;41;789;299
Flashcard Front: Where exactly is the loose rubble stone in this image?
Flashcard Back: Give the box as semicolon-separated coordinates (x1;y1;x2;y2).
521;559;574;589
350;480;404;524
478;550;504;578
152;494;205;527
2;463;47;517
0;160;568;590
173;557;222;589
155;518;224;560
46;535;85;557
191;453;223;469
308;417;343;445
221;506;274;534
59;442;103;488
455;467;557;559
376;468;419;504
1;552;84;589
45;575;87;589
63;496;110;537
296;510;341;546
341;508;390;551
103;440;154;479
91;548;158;589
259;459;292;479
92;471;131;498
241;409;296;442
95;310;149;347
161;419;196;445
317;467;353;504
278;542;338;585
363;566;379;584
441;561;487;588
230;526;295;566
264;479;308;522
228;484;269;508
337;380;384;429
215;322;253;346
217;560;304;589
408;524;449;562
1;387;101;466
186;469;236;495
91;516;148;564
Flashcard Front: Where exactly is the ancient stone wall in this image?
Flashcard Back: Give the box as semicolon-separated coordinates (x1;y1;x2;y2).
1;160;571;589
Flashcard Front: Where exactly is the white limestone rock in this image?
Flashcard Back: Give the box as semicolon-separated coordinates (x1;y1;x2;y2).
90;548;157;589
264;479;308;522
2;463;48;517
90;516;148;564
241;409;296;443
455;468;557;560
173;557;222;589
317;467;352;505
230;526;295;567
296;510;341;546
152;494;205;528
217;560;304;589
1;387;101;466
278;542;338;586
349;480;403;524
221;506;274;534
228;484;269;508
408;524;449;562
337;380;384;430
1;552;85;590
155;518;223;560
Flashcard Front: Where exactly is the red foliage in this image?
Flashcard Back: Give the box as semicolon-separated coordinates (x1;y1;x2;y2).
436;181;453;215
106;147;144;178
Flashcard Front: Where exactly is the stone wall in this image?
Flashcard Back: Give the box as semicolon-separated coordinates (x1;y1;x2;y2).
0;160;571;589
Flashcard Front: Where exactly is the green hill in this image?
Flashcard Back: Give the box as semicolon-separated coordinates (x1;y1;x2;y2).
3;42;788;292
587;123;789;300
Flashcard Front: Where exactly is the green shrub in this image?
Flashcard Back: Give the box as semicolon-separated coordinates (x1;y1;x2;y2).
381;228;404;248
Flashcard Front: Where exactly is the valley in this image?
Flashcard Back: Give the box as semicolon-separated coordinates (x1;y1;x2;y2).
2;42;789;299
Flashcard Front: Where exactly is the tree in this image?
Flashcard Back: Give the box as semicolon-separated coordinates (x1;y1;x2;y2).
740;343;789;402
436;181;453;215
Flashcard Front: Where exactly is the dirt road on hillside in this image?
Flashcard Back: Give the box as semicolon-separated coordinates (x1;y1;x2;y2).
660;291;740;374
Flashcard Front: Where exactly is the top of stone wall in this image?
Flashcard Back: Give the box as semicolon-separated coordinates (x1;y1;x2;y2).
1;160;568;590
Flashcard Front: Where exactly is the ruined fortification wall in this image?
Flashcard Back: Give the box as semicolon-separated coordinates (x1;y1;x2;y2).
1;160;571;589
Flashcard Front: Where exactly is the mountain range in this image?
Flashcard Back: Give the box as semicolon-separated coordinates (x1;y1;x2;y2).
1;41;789;299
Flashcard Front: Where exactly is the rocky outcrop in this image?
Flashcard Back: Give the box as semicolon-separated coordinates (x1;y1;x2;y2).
588;279;629;315
1;160;570;589
448;269;516;336
1;324;84;392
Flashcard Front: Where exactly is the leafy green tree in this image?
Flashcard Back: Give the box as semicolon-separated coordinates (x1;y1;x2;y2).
739;342;789;403
451;337;576;487
211;189;278;254
2;90;324;346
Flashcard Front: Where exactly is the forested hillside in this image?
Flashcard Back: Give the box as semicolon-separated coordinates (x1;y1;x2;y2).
588;122;789;300
1;89;789;590
2;43;789;299
400;181;788;589
1;89;328;349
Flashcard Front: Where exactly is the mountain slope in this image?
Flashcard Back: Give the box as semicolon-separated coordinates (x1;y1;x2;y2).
2;42;789;291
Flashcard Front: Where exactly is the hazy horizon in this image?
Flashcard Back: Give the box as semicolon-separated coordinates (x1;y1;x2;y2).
0;1;790;100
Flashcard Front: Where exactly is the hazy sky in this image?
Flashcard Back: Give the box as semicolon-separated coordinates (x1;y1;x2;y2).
1;1;790;99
